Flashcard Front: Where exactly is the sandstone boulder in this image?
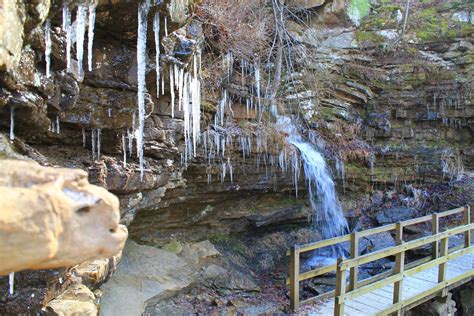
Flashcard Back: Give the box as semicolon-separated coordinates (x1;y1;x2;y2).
45;284;98;316
0;160;127;275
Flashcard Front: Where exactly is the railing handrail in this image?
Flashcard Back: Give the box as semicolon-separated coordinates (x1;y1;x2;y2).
341;222;474;270
288;205;472;313
290;206;466;255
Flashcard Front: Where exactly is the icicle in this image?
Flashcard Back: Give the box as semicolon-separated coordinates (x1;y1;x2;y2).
122;132;127;168
62;3;69;30
221;162;226;183
137;0;150;181
170;66;175;118
8;272;14;295
132;111;136;132
178;67;184;111
9;107;14;142
227;158;233;184
161;72;165;95
91;129;96;160
254;62;261;114
191;53;201;157
76;4;88;80
153;12;160;97
97;128;101;160
65;7;72;72
82;128;86;147
45;19;52;78
127;129;133;158
164;15;168;37
56;116;60;134
108;108;112;117
87;2;97;72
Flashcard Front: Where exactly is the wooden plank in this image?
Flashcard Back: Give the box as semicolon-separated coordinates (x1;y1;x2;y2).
289;246;300;311
343;273;402;301
439;237;449;283
377;265;474;315
432;213;440;259
402;214;432;227
343;224;474;269
334;258;346;316
437;206;466;218
394;222;404;304
349;232;359;291
296;234;351;254
357;224;397;238
346;298;383;315
465;206;471;248
286;263;336;284
351;292;389;311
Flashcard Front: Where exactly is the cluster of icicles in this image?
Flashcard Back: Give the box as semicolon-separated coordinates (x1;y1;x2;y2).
135;0;200;180
197;129;303;191
8;1;97;143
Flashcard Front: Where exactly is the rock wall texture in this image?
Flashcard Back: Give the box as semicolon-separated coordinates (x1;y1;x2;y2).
0;0;472;313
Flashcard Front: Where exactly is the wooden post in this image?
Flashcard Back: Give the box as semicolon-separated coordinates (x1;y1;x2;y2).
438;237;448;284
349;232;359;291
334;257;346;316
393;222;405;305
464;205;471;248
432;213;440;259
290;245;300;312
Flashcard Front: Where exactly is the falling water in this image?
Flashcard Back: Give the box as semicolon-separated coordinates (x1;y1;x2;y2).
137;0;150;181
87;2;97;72
45;19;52;78
277;116;348;257
76;4;88;80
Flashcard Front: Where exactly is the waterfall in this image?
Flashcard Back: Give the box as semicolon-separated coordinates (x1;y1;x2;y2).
277;116;348;257
87;2;97;72
76;4;88;80
45;19;52;78
136;0;150;181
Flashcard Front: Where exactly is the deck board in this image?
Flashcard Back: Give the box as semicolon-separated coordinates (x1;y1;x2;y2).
308;252;474;315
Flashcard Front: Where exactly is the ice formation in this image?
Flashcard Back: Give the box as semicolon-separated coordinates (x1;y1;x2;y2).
45;19;52;78
87;2;97;72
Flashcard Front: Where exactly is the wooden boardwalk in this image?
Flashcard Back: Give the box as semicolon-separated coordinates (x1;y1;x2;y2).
312;252;474;315
287;205;474;315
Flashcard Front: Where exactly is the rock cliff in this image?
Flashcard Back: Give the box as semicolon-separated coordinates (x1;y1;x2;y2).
0;0;472;313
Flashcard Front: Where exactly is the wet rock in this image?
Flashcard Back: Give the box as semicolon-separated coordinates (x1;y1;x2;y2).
376;207;418;225
408;292;457;316
457;284;474;316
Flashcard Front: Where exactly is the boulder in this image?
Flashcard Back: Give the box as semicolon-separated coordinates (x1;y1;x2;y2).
376;207;418;225
99;241;197;316
288;0;326;10
0;160;127;275
45;284;98;316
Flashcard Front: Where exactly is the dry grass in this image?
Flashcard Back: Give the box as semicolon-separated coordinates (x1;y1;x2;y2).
195;0;273;60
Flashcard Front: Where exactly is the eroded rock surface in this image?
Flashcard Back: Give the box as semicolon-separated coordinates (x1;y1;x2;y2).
0;160;127;275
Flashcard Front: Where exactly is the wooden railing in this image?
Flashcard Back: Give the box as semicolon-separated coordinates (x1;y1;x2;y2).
288;205;472;313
